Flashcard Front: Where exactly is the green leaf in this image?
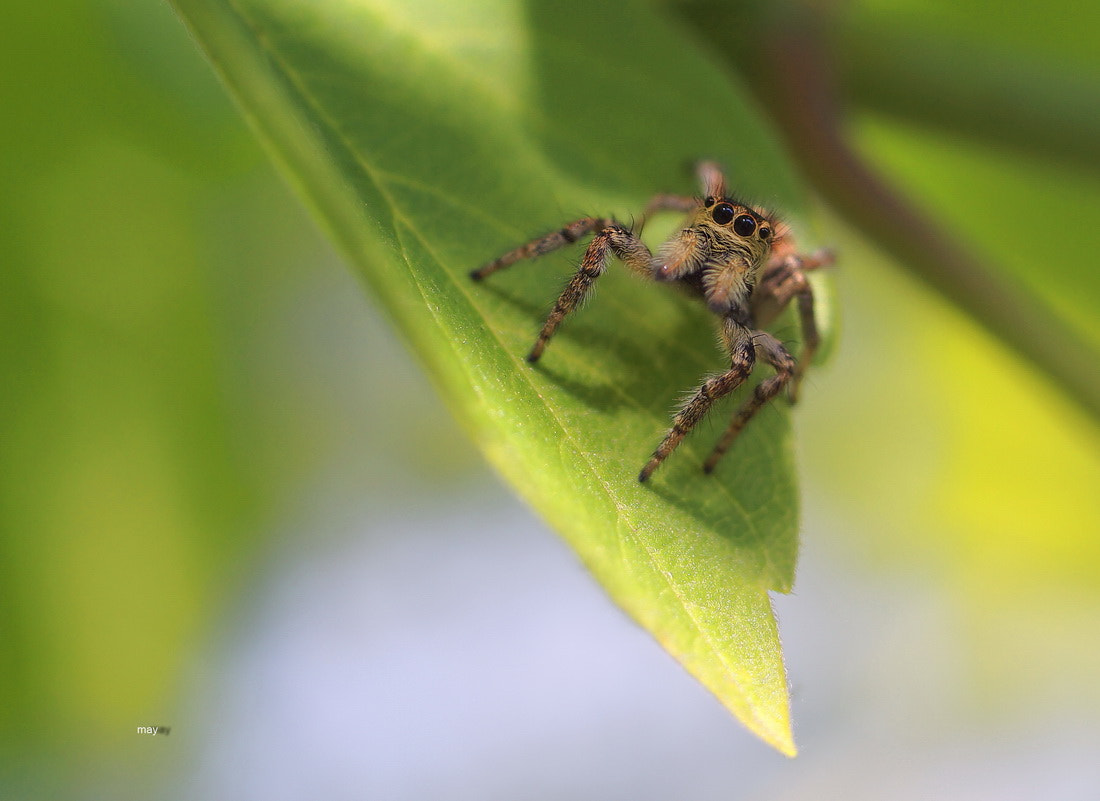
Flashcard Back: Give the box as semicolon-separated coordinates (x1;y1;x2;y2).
172;0;829;755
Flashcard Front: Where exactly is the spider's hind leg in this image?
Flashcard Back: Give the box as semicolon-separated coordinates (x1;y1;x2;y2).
751;248;832;404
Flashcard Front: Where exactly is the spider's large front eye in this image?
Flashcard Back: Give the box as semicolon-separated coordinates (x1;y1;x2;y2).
733;215;757;237
711;203;735;225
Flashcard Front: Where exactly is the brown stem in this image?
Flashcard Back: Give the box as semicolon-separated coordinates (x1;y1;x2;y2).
671;0;1100;421
760;17;1100;420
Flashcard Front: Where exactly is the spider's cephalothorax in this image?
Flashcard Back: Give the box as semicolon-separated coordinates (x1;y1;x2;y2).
655;194;775;316
471;162;832;482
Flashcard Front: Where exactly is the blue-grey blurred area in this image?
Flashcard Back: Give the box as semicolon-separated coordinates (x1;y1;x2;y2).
2;1;1099;799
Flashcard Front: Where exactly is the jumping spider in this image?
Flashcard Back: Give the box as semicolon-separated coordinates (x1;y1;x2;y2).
471;162;832;482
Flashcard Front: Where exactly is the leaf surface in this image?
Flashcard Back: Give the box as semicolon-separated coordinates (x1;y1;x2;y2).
172;0;829;754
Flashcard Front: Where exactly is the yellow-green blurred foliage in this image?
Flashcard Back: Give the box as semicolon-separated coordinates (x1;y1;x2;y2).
820;0;1100;711
2;3;479;790
0;0;318;785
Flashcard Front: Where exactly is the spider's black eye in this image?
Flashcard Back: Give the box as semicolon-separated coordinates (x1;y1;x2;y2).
759;226;771;240
733;214;757;237
704;196;715;207
711;203;735;225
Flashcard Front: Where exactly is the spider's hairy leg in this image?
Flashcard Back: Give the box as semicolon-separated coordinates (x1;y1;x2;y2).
695;160;727;198
788;281;819;404
527;223;652;362
638;338;756;482
469;217;612;281
788;248;833;400
635;193;697;236
703;332;795;474
752;248;833;403
635;160;729;235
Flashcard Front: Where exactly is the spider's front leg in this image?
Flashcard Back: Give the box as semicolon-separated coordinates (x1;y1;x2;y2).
527;223;653;361
639;337;757;482
703;331;795;474
470;217;613;281
472;219;654;362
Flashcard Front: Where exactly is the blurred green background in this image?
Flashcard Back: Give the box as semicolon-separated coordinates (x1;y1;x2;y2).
1;0;480;792
2;0;1098;798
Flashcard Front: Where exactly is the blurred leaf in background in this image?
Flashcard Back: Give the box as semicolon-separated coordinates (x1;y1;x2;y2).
0;0;414;794
827;0;1100;710
3;0;483;791
0;0;260;770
